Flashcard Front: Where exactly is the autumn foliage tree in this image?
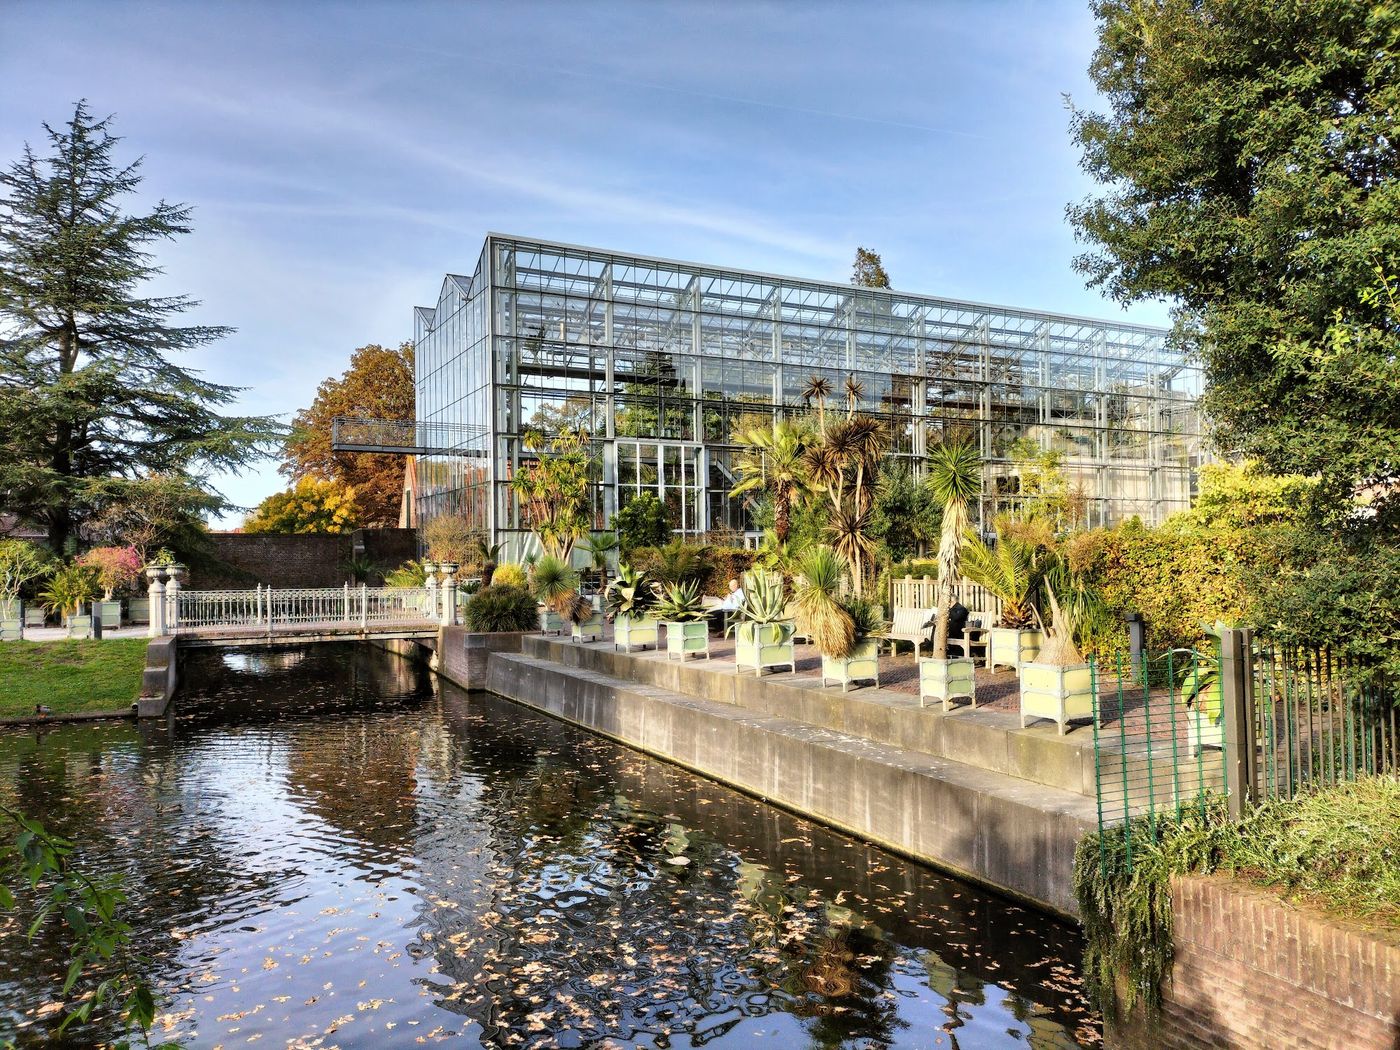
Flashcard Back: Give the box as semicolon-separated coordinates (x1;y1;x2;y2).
243;477;359;535
283;343;414;526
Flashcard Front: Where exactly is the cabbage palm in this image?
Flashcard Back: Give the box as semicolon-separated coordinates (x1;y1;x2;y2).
729;421;812;544
927;440;982;659
793;546;855;658
532;555;579;615
580;531;619;591
801;374;832;435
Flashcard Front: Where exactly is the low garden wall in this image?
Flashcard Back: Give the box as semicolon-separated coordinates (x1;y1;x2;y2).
1110;875;1400;1049
190;528;417;588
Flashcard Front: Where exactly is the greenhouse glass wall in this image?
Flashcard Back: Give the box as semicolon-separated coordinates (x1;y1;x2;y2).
414;234;1201;554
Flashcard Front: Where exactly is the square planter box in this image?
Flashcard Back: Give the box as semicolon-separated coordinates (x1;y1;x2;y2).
0;618;20;641
98;600;122;628
65;611;94;639
988;627;1041;672
127;597;150;624
614;615;660;652
571;611;606;643
1188;705;1224;756
821;637;881;692
919;656;976;711
1019;662;1095;735
733;621;796;677
0;599;19;621
664;620;710;661
538;608;565;635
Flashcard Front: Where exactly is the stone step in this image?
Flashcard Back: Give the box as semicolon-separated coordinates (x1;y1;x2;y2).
485;650;1099;918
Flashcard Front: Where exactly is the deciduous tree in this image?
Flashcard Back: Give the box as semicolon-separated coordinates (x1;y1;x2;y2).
851;248;891;289
1067;1;1400;512
243;477;359;534
283;342;414;526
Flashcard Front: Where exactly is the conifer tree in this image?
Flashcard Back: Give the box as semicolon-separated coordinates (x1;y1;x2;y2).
0;102;279;550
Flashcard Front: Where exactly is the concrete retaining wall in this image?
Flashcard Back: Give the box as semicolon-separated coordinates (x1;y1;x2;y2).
137;637;178;717
524;635;1101;796
437;627;530;689
1111;875;1400;1049
482;649;1096;917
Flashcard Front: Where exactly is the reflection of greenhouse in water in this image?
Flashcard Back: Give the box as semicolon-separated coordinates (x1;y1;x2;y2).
413;234;1200;552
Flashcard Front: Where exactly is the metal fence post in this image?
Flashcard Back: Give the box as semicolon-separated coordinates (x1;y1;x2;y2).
1220;627;1258;818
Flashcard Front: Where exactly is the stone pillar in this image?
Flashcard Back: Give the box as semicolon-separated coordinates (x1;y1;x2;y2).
437;562;458;627
423;560;438;622
147;576;166;638
164;571;181;633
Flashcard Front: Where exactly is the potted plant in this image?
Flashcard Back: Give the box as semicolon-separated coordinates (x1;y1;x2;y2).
728;570;796;677
532;555;579;635
40;562;100;639
79;545;142;628
605;563;660;652
0;539;50;636
962;535;1042;672
822;597;887;692
654;580;710;661
1019;588;1096;735
919;441;980;711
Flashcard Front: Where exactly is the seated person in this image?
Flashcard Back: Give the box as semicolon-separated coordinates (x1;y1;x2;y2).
709;578;745;633
922;602;969;656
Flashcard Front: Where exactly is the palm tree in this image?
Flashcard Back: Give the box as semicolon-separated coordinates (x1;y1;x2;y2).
802;375;832;435
473;537;505;581
961;535;1039;628
926;440;982;659
728;421;812;544
580;532;619;591
843;375;864;417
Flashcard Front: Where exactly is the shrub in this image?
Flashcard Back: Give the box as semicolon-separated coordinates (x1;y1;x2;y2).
422;514;479;567
77;545;143;599
384;559;427;588
611;493;670;554
491;563;528;589
699;545;755;597
463;584;537;632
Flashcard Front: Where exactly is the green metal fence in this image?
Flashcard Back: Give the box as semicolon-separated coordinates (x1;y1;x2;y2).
1089;629;1398;873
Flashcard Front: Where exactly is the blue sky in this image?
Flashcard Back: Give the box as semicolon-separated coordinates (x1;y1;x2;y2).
1;1;1167;526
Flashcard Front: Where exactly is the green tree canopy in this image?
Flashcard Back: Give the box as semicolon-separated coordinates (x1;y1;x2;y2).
1067;1;1400;514
283;342;414;526
0;102;280;550
851;247;891;289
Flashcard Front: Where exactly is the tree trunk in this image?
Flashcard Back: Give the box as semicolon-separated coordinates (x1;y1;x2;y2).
774;490;790;544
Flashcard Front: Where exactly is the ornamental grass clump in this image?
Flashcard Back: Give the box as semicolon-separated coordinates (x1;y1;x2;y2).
463;584;538;632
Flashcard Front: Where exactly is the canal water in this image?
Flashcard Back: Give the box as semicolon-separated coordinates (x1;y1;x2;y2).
0;643;1100;1048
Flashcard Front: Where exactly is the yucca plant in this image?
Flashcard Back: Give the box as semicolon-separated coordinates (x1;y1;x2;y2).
841;595;889;643
793;547;855;658
532;555;581;616
653;580;708;622
1036;587;1085;667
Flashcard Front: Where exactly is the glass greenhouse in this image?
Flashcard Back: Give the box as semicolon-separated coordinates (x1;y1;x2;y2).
413;234;1201;553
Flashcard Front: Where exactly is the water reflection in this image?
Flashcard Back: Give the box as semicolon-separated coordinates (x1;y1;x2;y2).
0;643;1099;1047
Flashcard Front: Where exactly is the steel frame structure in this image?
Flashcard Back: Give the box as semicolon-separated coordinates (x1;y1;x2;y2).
414;234;1201;555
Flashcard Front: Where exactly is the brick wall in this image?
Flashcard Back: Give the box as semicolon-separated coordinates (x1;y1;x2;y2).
1109;875;1400;1049
190;528;417;588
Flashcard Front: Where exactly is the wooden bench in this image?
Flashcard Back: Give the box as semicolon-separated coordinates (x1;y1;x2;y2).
887;606;934;654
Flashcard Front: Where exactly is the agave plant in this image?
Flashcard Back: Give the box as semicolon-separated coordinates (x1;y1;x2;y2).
793;547;855;658
604;562;657;621
727;570;790;631
653;580;708;622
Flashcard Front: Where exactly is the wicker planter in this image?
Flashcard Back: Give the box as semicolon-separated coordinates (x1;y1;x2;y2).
733;621;795;677
538;608;565;635
664;620;710;661
919;656;976;711
821;637;881;692
988;627;1041;672
1019;662;1095;735
570;610;606;643
614;615;660;652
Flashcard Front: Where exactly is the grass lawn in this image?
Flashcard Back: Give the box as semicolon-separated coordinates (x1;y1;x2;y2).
0;638;148;717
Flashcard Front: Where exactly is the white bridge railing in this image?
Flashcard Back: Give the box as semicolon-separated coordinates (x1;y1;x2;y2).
172;585;433;632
